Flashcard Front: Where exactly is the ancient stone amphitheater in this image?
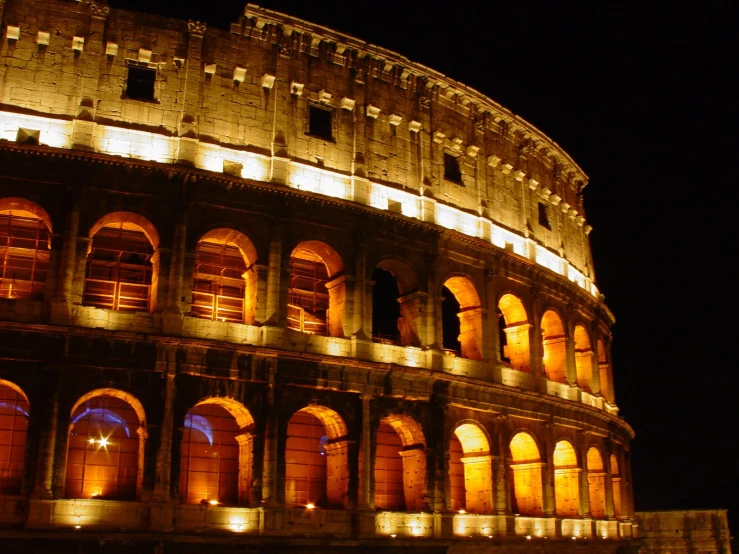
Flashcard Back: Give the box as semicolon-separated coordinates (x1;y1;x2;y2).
0;1;636;552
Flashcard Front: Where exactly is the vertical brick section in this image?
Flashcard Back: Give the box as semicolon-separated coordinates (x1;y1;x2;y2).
30;367;59;498
152;344;177;502
265;225;283;325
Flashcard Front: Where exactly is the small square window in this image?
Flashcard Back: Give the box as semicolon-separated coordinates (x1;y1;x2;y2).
444;153;462;183
308;105;333;141
125;66;156;101
538;202;551;229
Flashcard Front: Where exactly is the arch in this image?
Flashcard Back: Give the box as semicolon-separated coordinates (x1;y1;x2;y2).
449;422;493;514
88;212;159;250
553;440;580;518
0;379;30;494
0;197;53;232
0;199;52;301
285;405;349;508
192;229;258;324
180;398;255;505
597;339;613;402
610;453;622;518
83;216;158;312
587;447;606;518
288;241;345;337
508;432;543;516
497;294;531;372
541;310;567;384
65;389;146;500
375;257;419;297
375;414;427;511
574;325;594;392
442;275;482;360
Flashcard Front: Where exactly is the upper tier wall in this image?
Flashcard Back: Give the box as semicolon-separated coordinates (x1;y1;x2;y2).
0;0;597;289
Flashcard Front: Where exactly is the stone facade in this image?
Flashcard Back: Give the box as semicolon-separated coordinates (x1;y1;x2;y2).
636;510;732;554
0;1;637;552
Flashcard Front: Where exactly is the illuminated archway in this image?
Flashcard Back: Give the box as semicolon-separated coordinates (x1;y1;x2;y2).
574;325;594;392
553;440;580;517
285;405;349;508
0;198;51;300
65;389;146;500
508;432;543;516
442;276;483;360
498;294;531;371
541;310;567;383
373;258;421;347
0;380;30;494
83;213;159;312
587;447;606;518
375;414;426;511
288;241;345;337
611;454;622;518
449;422;492;514
180;398;255;505
597;339;612;401
192;229;258;324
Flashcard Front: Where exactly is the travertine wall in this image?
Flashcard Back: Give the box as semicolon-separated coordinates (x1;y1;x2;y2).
636;510;733;553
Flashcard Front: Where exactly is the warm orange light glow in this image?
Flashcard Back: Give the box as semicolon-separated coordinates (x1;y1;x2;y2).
574;325;594;392
541;310;567;383
553;440;580;518
587;447;606;518
208;499;219;506
509;432;543;517
498;294;531;372
443;277;483;360
306;503;315;509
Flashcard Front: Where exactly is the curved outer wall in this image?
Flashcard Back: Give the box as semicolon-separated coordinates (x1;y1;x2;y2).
0;1;635;552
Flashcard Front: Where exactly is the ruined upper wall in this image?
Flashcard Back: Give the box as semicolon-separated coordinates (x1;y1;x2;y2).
0;0;599;290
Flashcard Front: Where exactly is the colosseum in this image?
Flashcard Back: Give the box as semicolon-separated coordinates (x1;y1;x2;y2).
0;1;637;552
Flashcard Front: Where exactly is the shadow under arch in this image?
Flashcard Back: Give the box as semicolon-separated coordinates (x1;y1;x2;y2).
442;275;483;360
375;413;426;511
497;293;531;372
541;309;567;383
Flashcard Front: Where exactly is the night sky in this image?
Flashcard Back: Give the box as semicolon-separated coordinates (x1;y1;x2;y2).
112;0;739;522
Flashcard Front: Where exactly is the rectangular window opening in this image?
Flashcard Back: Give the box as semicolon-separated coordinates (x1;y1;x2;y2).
125;66;156;101
308;105;333;141
444;152;463;184
538;202;551;230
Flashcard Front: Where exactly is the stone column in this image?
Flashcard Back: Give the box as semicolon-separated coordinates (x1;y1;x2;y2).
165;218;187;313
542;425;556;516
604;443;616;519
264;225;283;325
260;361;279;506
424;253;440;349
528;288;545;388
55;192;81;304
494;418;509;515
358;394;374;509
152;344;177;501
352;235;369;339
176;21;206;165
578;437;591;518
31;368;60;498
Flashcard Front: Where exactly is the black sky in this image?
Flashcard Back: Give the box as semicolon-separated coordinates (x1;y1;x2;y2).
110;0;739;517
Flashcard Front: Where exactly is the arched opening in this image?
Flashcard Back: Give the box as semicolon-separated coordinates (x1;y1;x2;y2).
288;241;345;337
498;294;531;371
442;276;483;360
0;380;29;494
179;398;254;506
611;454;622;518
541;310;567;383
449;423;492;514
553;440;580;518
587;447;606;518
65;390;146;500
508;432;543;516
285;405;348;508
84;213;159;312
0;199;52;300
597;339;613;402
192;229;257;324
374;258;421;347
574;325;594;392
372;267;401;343
375;414;426;511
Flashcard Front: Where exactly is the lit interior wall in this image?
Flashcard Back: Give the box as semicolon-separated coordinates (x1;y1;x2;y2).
508;432;543;516
375;258;421;347
452;423;493;514
498;294;531;371
0;199;52;301
541;310;567;383
65;391;144;500
0;380;29;495
179;403;244;505
375;421;405;510
587;447;606;518
553;440;580;518
285;406;348;508
611;454;622;518
597;339;613;402
376;415;427;512
574;325;594;392
84;214;159;312
444;276;483;360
